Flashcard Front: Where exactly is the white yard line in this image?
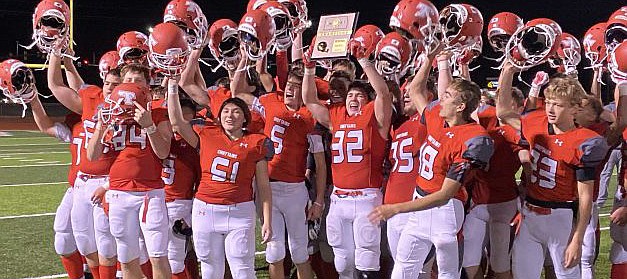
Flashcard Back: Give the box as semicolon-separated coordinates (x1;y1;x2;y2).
0;163;69;168
0;212;55;220
0;182;66;188
0;143;66;147
21;274;67;279
0;151;69;156
2;157;26;160
601;227;610;231
600;213;610;217
19;159;44;162
0;137;53;140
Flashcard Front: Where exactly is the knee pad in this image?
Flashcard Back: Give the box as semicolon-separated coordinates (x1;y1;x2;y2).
170;259;186;274
326;217;342;248
332;247;353;274
55;232;77;256
74;232;97;256
265;241;286;263
289;242;310;264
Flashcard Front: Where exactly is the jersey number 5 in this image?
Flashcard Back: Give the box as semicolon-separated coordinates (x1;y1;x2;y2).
331;130;363;163
530;148;558;189
270;124;286;155
211;157;240;183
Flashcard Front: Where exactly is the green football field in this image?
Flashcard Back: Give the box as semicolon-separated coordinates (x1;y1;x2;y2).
0;130;618;279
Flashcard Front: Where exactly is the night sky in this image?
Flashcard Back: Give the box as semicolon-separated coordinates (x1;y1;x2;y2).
0;0;623;101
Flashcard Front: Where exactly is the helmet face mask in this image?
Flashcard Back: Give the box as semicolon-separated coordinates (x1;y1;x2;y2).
31;0;71;54
489;34;510;52
376;51;402;76
239;31;263;61
505;19;561;70
0;61;36;105
274;14;293;50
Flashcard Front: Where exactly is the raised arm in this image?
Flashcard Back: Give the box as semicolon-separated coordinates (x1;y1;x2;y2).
30;95;61;138
302;60;330;128
230;52;257;106
256;56;275;92
48;54;82;114
436;51;454;100
360;59;392;138
495;62;522;131
62;51;85;92
409;50;439;114
133;101;172;160
167;77;199;148
86;119;105;161
590;67;602;99
179;48;209;106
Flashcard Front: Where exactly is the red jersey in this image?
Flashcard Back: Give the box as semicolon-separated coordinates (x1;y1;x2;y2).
108;106;169;192
258;93;320;182
470;105;525;204
521;110;609;203
384;113;426;204
415;117;494;202
78;85;117;175
329;102;387;189
162;134;201;202
208;86;231;119
195;125;273;204
64;113;83;187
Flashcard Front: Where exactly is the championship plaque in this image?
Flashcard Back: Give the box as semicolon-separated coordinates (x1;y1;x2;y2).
310;13;359;60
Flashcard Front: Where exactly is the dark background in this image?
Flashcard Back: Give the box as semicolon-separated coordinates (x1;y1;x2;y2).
0;0;623;104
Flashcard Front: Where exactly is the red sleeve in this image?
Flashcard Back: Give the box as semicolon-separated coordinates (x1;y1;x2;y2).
275;50;289;92
151;107;169;124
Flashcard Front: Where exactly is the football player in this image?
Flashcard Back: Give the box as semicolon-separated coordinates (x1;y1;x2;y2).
232;60;326;278
47;50;121;279
167;76;274;279
87;64;173;279
497;62;610;279
370;78;494;279
302;40;393;278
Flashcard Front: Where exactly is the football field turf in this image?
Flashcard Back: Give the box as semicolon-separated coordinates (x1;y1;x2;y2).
0;130;617;279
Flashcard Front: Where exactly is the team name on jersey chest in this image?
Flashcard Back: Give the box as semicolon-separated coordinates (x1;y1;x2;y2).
340;123;357;129
395;131;409;139
427;135;442;148
217;149;238;159
273;117;291;127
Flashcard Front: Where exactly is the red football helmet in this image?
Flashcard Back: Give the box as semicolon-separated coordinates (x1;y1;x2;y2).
258;1;293;50
238;10;276;61
349;25;385;60
549;33;581;73
163;0;208;49
583;22;608;68
148;23;191;77
101;83;151;127
505;18;562;70
0;59;36;105
439;4;483;50
487;12;523;52
99;51;121;80
29;0;71;54
247;0;269;12
606;6;627;51
117;31;149;65
208;19;240;71
375;32;412;77
389;0;440;52
278;0;310;33
609;40;627;84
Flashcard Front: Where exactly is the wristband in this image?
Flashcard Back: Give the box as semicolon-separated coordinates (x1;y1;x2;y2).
358;58;373;67
304;67;316;76
102;182;110;190
313;201;325;210
438;60;450;70
528;86;540;98
144;123;158;135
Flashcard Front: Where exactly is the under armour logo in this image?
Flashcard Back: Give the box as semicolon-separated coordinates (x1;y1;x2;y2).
446;132;455;138
498;129;506;136
293;113;301;119
355;110;363;116
554;139;563;146
198;210;205;216
240;142;249;148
